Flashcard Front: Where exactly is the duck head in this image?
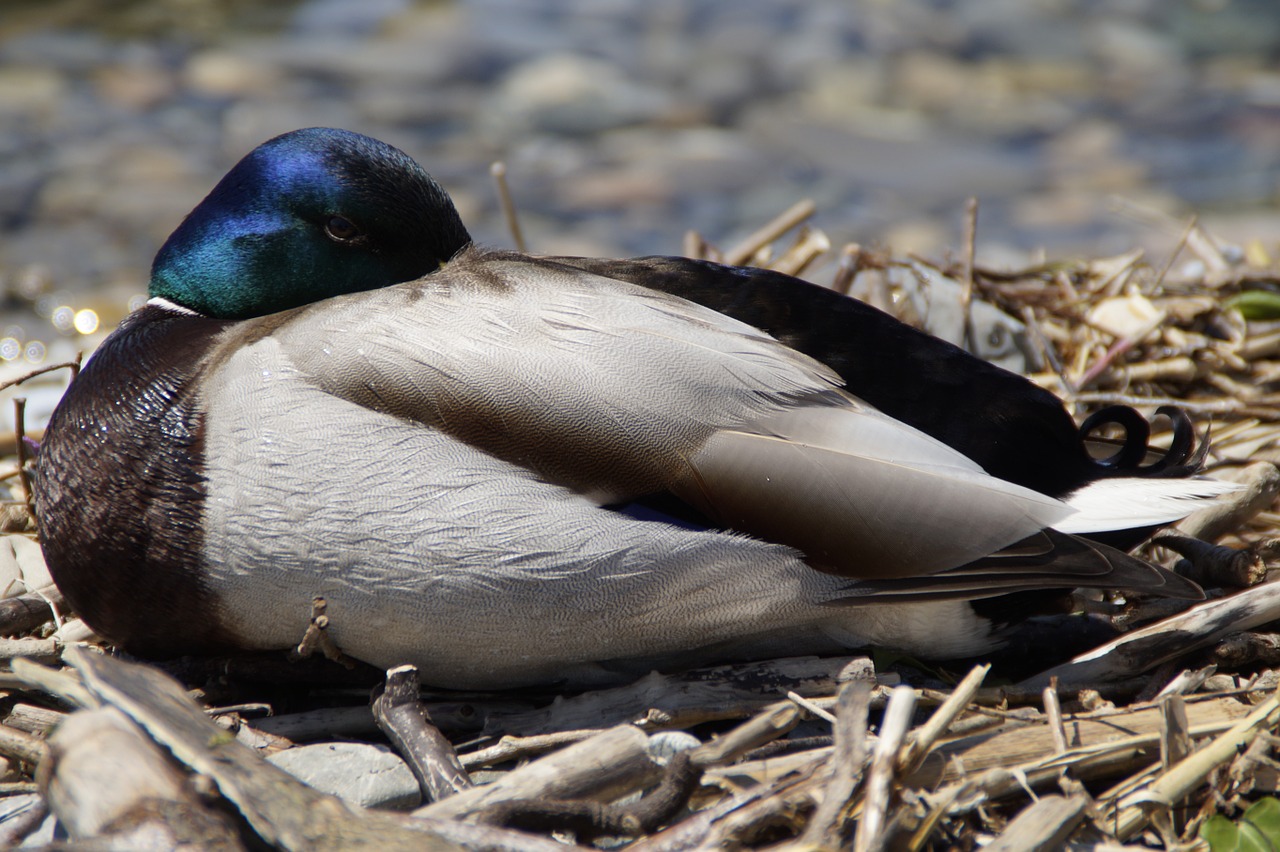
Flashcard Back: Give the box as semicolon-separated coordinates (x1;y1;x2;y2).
149;127;474;319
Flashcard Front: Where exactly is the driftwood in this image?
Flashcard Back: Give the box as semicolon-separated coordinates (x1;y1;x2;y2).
39;706;245;849
1023;582;1280;689
907;693;1253;788
984;794;1090;852
38;648;585;852
471;751;702;840
0;589;61;636
417;725;661;821
1175;461;1280;542
372;664;474;803
798;680;872;848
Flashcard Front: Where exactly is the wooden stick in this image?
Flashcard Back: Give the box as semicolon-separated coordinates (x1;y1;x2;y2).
62;647;494;850
1112;692;1280;840
0;589;64;637
1159;694;1192;772
689;701;801;767
723;199;816;267
899;664;989;774
1043;681;1069;755
801;680;872;848
1151;215;1199;290
854;685;916;852
490;162;527;253
1021;582;1280;689
959;196;979;353
0;721;47;766
1173;461;1280;543
372;665;473;803
0;358;82;393
984;795;1089;852
418;725;659;821
12;398;30;507
40;707;243;846
461;729;604;770
290;597;355;668
831;243;864;295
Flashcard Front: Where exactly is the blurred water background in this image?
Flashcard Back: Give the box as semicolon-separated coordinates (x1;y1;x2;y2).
2;0;1280;422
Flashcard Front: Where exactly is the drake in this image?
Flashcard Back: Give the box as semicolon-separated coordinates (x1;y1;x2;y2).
34;128;1235;689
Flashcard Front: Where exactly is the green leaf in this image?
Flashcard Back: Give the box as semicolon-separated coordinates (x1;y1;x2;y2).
1228;290;1280;320
1202;798;1280;851
1244;798;1280;847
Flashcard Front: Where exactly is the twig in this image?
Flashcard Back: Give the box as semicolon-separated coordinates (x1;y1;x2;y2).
12;398;30;507
1213;632;1280;669
0;637;60;660
461;729;605;769
1067;392;1246;413
854;685;916;852
772;226;830;278
1173;461;1280;543
372;664;473;803
689;701;801;768
0;722;47;765
0;357;82;393
1152;214;1200;290
1159;694;1192;772
290;597;355;669
801;680;872;848
490;161;526;253
786;689;837;724
682;229;705;261
1155;666;1218;699
10;657;95;708
1043;680;1069;755
1074;316;1170;390
723;199;815;267
899;664;990;774
473;750;701;840
418;725;659;821
0;795;48;848
1112;691;1280;840
630;757;824;851
0;589;64;636
831;243;864;294
985;795;1089;852
1023;582;1280;689
960;196;978;353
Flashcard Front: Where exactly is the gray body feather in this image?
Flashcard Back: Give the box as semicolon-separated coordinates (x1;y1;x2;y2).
186;249;1074;686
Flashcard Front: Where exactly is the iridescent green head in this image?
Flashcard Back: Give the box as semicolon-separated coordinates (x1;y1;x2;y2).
150;128;472;319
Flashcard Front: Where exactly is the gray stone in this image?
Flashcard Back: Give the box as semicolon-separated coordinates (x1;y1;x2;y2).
0;793;60;847
267;742;421;810
484;53;671;139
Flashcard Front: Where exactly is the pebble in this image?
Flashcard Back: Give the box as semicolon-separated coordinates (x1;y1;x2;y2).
266;742;422;810
0;793;59;847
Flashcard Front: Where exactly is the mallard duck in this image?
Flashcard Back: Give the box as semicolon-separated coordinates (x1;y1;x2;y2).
34;128;1234;688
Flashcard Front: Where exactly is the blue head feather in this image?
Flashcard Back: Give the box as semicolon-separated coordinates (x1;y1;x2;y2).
150;128;472;319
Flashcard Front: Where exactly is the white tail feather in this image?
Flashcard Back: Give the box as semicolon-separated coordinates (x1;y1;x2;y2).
1054;477;1243;534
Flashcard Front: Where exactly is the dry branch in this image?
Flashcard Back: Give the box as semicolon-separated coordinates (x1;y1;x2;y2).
372;664;473;803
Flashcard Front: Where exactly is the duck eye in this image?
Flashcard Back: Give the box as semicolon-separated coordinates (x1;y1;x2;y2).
325;215;361;242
